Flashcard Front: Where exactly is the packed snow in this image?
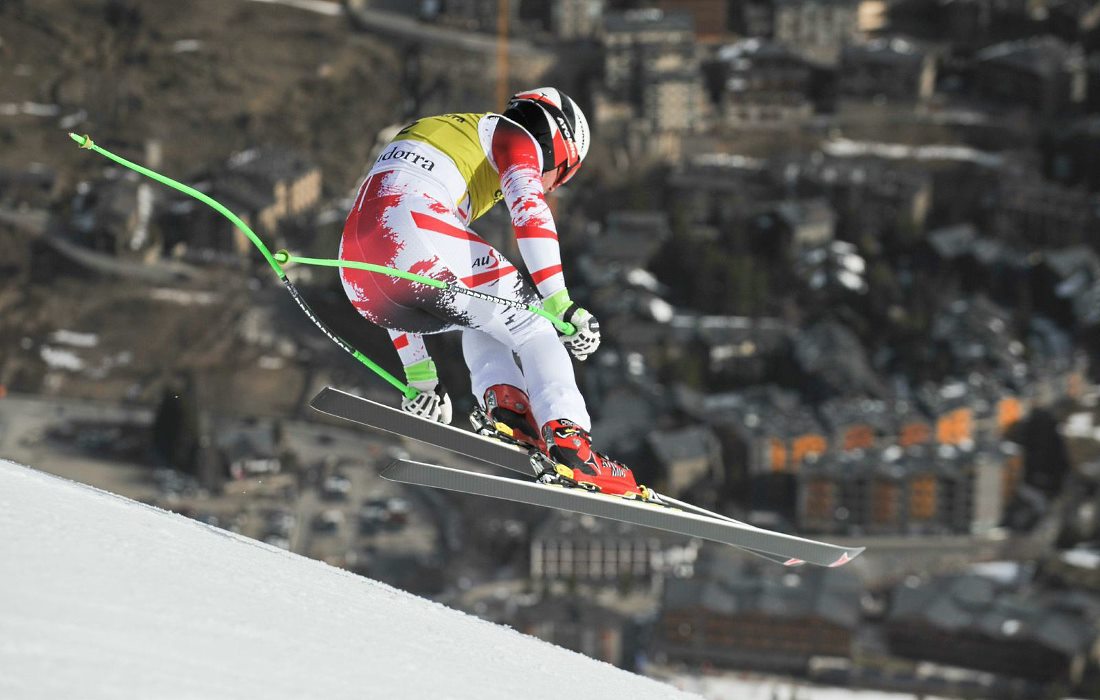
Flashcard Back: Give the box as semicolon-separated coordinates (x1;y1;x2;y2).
0;460;698;700
664;672;950;700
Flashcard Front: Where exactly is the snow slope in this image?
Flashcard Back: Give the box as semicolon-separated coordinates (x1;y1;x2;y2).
0;460;696;700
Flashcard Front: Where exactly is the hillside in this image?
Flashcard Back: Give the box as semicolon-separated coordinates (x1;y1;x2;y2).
0;459;697;700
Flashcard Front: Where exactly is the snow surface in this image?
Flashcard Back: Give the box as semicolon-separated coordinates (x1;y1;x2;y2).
664;672;949;700
0;460;698;700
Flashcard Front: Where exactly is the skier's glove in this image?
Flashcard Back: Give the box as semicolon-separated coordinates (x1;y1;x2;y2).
401;359;452;424
544;289;601;362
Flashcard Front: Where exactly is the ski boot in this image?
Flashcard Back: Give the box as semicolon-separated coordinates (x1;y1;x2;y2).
540;419;649;500
470;384;545;453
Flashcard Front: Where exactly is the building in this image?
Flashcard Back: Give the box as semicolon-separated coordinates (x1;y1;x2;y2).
1047;115;1100;190
794;320;886;399
730;0;776;37
873;398;928;448
919;381;976;447
705;386;829;479
767;198;836;249
798;442;1011;535
817;396;893;452
941;0;1035;48
773;0;860;66
432;0;520;33
981;171;1100;250
937;444;1009;534
550;0;605;39
920;224;1033;310
702;385;828;515
669;313;792;386
887;570;1100;684
209;147;321;254
652;547;863;673
645;424;723;496
0;163;57;209
529;512;695;588
781;155;933;246
971;36;1086;119
603;9;695;100
69;176;160;262
601;9;706;159
1045;547;1100;592
839;37;936;102
1032;245;1100;329
591;210;671;270
669;153;778;240
655;0;732;42
856;0;887;34
928;298;1028;390
793;240;869;297
706;39;816;127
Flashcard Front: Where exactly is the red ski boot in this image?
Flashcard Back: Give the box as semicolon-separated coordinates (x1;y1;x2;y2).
478;384;545;452
541;419;645;498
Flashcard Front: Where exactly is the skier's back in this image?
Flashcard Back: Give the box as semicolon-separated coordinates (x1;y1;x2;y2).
340;88;641;498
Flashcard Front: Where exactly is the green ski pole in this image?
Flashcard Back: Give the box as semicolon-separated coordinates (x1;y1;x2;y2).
69;133;415;398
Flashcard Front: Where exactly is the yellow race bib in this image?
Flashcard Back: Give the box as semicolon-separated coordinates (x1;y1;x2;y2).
396;113;503;222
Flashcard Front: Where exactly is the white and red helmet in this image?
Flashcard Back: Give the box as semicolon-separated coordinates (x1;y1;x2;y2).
503;87;590;189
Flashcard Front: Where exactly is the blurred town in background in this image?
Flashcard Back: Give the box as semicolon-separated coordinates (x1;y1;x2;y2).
3;0;1100;697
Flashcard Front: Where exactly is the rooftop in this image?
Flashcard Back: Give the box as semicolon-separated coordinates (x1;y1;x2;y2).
890;570;1100;656
604;9;694;33
975;36;1080;78
225;147;317;184
663;546;863;628
647;425;720;465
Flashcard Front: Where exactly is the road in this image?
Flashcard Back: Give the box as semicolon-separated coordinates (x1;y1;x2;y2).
0;393;158;500
345;4;551;57
244;0;342;17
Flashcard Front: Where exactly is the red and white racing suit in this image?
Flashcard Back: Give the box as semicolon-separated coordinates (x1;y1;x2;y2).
339;113;590;429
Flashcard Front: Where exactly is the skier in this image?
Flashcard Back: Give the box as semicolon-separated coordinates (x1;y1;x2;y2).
339;88;642;498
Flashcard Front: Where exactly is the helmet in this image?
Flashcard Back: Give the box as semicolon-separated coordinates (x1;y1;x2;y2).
502;87;590;189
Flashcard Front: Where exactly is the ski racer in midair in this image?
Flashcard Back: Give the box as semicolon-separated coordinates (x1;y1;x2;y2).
340;88;642;498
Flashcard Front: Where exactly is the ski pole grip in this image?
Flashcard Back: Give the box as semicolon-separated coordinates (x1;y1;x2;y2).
555;319;577;335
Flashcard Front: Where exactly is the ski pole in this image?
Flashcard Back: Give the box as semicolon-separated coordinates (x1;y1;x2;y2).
68;133;410;399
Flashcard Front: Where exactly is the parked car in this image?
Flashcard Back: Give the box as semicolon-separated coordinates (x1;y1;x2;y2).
263;509;296;537
312;509;345;534
321;473;352;501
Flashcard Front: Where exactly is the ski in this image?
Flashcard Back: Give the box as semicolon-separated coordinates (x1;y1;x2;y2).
310;386;536;476
310;387;863;566
381;459;864;568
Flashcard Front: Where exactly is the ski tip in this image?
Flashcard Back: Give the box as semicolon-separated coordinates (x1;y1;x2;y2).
827;548;866;568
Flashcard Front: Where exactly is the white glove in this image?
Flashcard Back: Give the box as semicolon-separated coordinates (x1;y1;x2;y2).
561;305;601;361
402;378;453;424
544;289;601;362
